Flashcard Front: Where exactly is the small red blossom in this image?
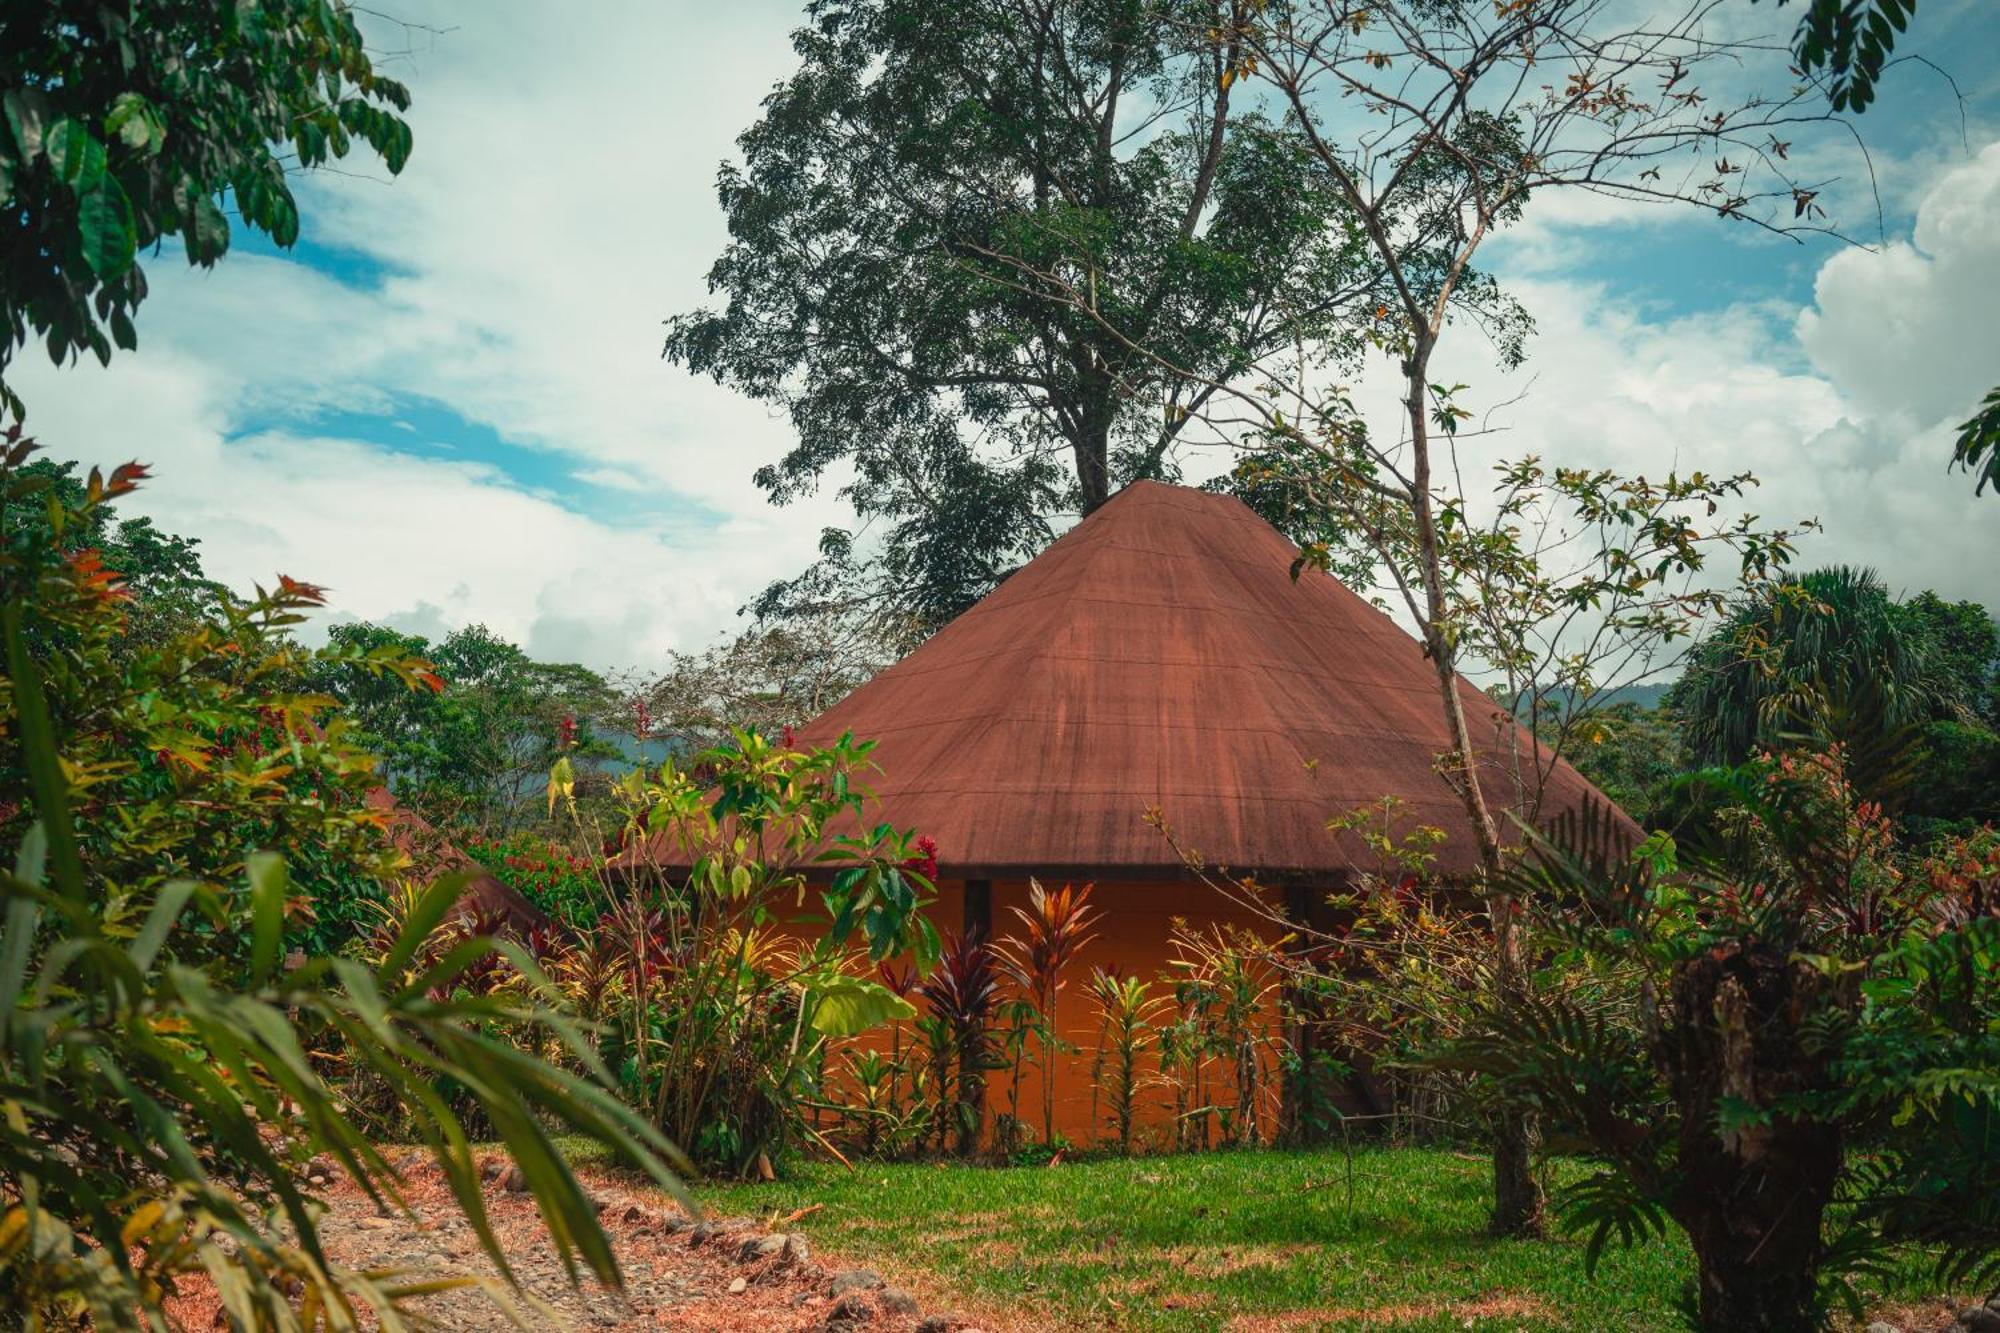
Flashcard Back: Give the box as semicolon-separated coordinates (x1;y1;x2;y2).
632;698;653;740
557;714;577;749
902;833;939;881
780;724;797;750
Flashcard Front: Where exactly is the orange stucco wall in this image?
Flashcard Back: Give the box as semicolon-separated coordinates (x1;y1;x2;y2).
812;876;1299;1152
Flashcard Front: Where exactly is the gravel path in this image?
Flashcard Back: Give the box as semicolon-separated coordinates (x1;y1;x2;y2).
165;1151;990;1332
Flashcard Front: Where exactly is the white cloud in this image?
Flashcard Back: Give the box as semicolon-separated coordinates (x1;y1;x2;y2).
1456;143;2000;609
11;1;1996;684
1796;141;2000;426
12;2;847;670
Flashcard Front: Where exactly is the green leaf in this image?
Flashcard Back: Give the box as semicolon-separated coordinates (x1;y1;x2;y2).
3;88;50;159
129;880;196;973
3;605;84;899
807;973;915;1037
177;182;230;266
105;92;162;153
247;853;288;984
76;178;136;278
46;119;107;190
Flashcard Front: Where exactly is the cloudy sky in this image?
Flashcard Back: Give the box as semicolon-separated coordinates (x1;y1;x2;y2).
13;1;2000;670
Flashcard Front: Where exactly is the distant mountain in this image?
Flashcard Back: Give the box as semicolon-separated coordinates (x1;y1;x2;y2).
1501;680;1676;717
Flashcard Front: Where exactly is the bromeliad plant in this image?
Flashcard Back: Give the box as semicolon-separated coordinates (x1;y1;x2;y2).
0;440;683;1329
607;728;941;1174
1440;746;2000;1332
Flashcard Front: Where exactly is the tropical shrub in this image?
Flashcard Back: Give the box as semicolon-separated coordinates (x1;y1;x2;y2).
1163;920;1284;1149
595;728;941;1174
916;931;1002;1156
463;829;603;929
998;880;1099;1148
1441;746;2000;1331
1086;968;1163;1155
0;439;681;1328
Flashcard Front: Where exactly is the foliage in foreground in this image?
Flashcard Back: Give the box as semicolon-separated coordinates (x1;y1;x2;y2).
0;0;413;395
0;438;683;1329
530;727;942;1176
1443;748;2000;1331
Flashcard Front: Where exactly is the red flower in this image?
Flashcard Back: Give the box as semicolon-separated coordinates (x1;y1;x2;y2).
903;834;939;881
557;714;578;749
780;724;796;749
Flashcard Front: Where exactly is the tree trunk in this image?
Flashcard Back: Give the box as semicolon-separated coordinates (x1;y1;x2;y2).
1074;419;1111;514
1401;345;1546;1237
1665;944;1845;1333
1489;1104;1543;1237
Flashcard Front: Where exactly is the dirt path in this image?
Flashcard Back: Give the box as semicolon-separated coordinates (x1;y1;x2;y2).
165;1152;984;1332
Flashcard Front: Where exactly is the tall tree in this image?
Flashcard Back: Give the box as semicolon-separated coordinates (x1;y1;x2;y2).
2;457;225;648
667;0;1368;627
992;0;1849;1235
0;0;413;410
312;622;621;834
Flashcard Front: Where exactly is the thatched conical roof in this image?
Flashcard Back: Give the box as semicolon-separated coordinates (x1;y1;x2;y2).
791;481;1629;880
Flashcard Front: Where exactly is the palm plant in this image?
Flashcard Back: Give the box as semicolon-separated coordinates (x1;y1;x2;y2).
1439;742;2000;1331
1673;566;1954;772
999;880;1099;1146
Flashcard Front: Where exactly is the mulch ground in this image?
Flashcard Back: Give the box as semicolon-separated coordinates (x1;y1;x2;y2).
162;1151;997;1332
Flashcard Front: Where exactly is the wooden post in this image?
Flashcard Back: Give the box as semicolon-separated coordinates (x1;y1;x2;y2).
1280;880;1334;1145
963;877;992;940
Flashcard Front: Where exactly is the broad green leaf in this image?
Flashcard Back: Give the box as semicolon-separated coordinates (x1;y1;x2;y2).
45;120;106;190
2;88;49;159
178;183;230;265
807;973;915;1038
246;854;287;983
105;93;161;153
76;178;135;279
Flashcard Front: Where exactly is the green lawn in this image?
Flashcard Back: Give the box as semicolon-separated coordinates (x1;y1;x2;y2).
678;1147;1943;1332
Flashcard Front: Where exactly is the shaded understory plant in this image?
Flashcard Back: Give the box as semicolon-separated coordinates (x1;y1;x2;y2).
1440;745;2000;1332
1163;919;1285;1149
